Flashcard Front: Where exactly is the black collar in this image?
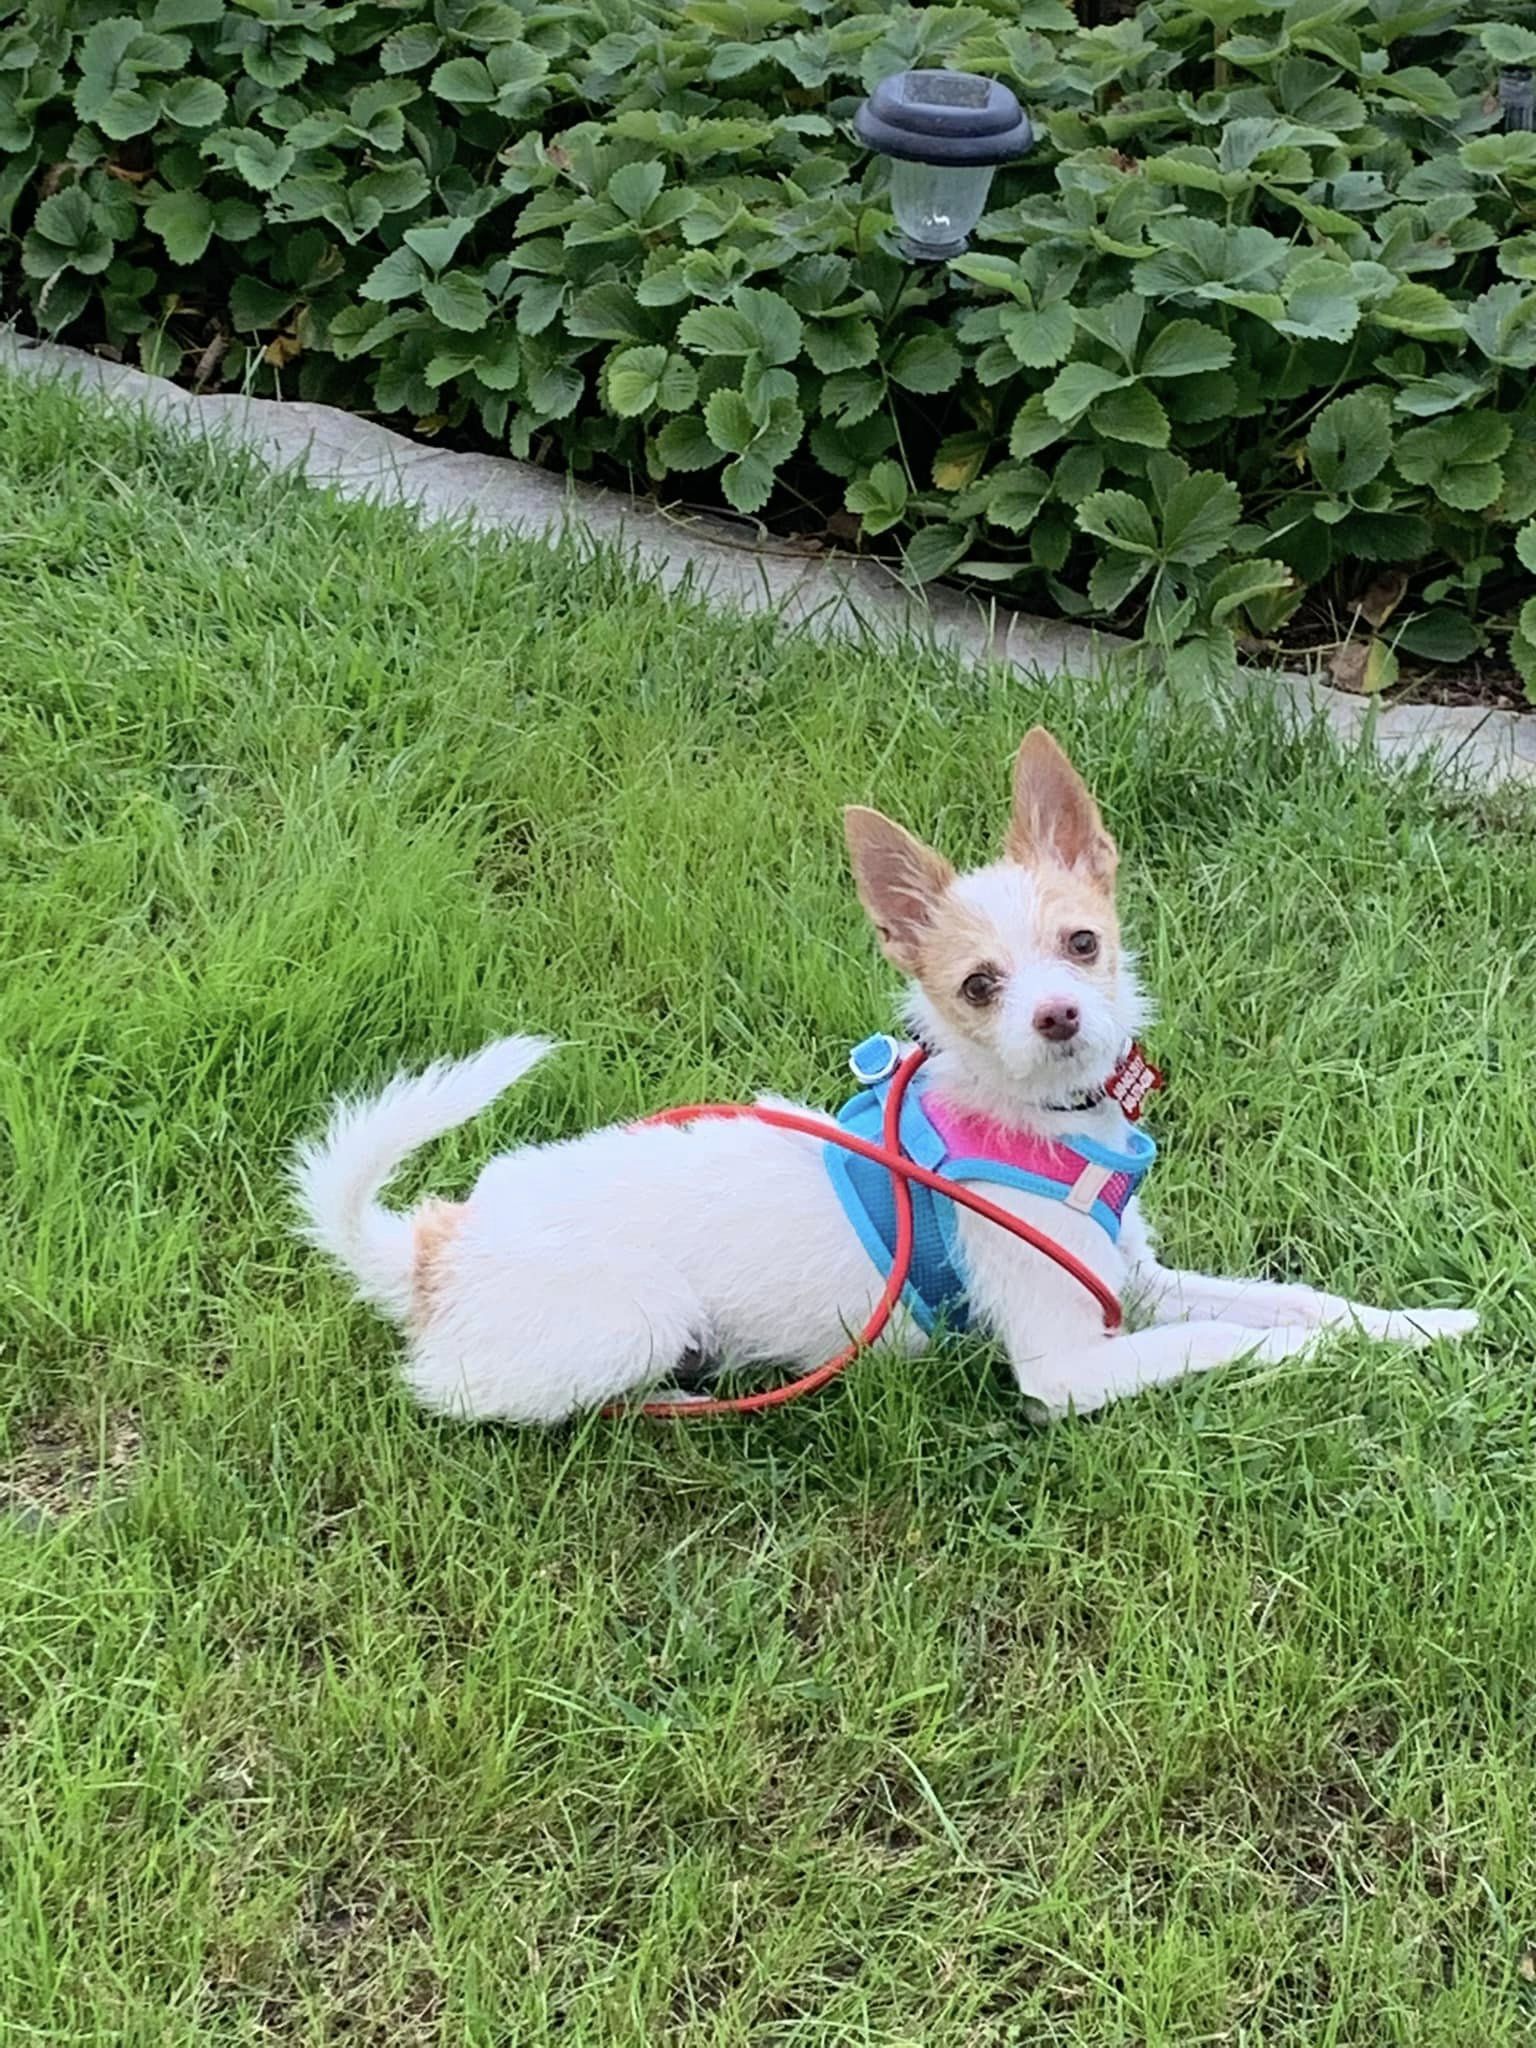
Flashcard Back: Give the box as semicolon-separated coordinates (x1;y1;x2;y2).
1041;1082;1109;1114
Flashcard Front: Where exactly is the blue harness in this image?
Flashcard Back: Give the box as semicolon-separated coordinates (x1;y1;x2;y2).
823;1035;1156;1333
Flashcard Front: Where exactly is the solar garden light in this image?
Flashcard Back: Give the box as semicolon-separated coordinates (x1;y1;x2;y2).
1500;66;1534;131
854;69;1034;262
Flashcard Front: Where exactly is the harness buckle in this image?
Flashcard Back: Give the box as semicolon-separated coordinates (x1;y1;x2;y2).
848;1034;901;1087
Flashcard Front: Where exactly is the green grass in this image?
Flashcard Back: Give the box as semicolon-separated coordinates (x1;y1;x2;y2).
3;369;1536;2048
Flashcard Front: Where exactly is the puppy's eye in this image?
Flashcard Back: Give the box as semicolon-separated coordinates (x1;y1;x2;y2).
1065;929;1099;961
960;970;999;1007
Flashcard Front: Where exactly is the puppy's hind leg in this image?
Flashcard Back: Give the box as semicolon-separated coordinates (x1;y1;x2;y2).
405;1238;708;1426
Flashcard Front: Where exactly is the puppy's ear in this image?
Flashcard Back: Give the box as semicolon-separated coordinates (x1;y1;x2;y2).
1006;727;1117;884
844;805;954;973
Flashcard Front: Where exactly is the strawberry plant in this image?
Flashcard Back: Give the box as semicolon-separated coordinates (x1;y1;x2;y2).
3;0;1534;693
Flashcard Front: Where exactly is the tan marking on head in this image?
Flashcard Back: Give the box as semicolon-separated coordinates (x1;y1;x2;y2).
911;861;1121;1043
411;1199;467;1331
1007;727;1117;884
911;892;1008;1037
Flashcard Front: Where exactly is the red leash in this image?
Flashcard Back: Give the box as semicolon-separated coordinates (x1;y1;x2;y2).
609;1046;1121;1420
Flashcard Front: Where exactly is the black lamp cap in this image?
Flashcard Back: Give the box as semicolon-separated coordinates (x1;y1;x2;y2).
855;69;1033;167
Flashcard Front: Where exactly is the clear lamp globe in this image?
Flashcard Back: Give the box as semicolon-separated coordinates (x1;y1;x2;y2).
888;160;997;263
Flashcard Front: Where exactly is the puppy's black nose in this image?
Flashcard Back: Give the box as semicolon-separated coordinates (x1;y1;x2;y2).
1033;1001;1081;1044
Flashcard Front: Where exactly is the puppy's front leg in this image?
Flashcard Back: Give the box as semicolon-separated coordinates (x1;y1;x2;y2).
1008;1318;1320;1422
1132;1263;1478;1349
1115;1208;1477;1349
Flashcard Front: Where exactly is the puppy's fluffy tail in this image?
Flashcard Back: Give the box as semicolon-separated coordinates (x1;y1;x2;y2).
290;1036;553;1319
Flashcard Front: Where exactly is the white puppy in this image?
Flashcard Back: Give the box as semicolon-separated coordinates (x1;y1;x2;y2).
293;729;1477;1424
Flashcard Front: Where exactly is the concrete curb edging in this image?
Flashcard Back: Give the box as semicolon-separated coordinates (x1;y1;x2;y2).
4;331;1532;790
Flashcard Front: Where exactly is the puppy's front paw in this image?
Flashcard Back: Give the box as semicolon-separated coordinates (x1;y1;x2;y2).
1398;1305;1479;1346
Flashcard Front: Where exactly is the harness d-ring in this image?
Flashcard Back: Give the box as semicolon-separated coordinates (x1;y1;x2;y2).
604;1048;1121;1420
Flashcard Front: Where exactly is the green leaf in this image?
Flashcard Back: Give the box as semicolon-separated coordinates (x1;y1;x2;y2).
605;344;667;417
230;275;298;331
213;198;263;244
145;186;214;265
23;188;114;279
431;56;497;105
1093;383;1170;448
1480;22;1536;62
423;272;491;332
150;0;222;23
1275;278;1363;344
655;415;720;473
1161;473;1241;569
888;331;962;395
804;318;877;374
74;17;191;140
1009;397;1066;460
1138;320;1234;379
998;302;1075;368
1372;283;1462;340
203;127;294;193
1350;639;1400;695
1052;446;1103;506
1462;129;1536;176
704;388;755;457
1043;363;1133;424
845;459;908;537
425;332;518;390
984;465;1050;534
1392;611;1484;663
33;272;93;333
951;253;1025;295
160;77;225;128
518;278;565;333
734;288;803;367
1465;284;1536;371
1499;235;1536;284
657;357;697;412
1517;523;1536;577
1396;414;1512;512
720;449;779;515
747;393;803;468
933;434;988;492
525;357;583;419
1205;557;1293;627
1514;625;1536;703
708;40;765;80
566;284;648;343
355;165;432;218
360;245;428;303
1076;490;1158;557
822;370;884;428
1073;294;1144;367
1088;551;1154;614
1163;632;1237;693
1390;372;1487;419
138;326;182;380
1308;391;1392;495
902;524;971;584
347;81;418;153
381;25;443;73
608;161;665;224
404;218;474;272
677;304;757;356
